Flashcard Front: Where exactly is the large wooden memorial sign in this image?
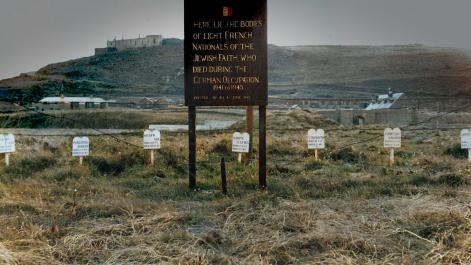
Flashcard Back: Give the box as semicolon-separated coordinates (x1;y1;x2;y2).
184;0;268;189
185;0;267;106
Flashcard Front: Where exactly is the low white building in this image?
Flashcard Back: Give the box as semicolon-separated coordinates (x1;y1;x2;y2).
34;96;114;110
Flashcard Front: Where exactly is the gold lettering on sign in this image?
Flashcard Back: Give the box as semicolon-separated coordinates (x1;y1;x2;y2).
187;1;266;105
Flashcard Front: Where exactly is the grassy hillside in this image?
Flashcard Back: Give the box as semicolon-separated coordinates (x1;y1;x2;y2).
1;44;471;101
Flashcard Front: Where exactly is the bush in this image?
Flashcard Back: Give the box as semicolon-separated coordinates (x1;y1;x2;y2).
396;150;414;159
445;144;467;159
89;151;146;176
329;147;366;164
210;139;232;157
5;155;56;176
438;174;465;187
304;161;323;170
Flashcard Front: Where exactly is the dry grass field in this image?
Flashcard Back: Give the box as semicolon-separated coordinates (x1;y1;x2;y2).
0;110;470;264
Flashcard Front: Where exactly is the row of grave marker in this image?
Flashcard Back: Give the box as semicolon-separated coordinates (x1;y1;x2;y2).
1;129;471;166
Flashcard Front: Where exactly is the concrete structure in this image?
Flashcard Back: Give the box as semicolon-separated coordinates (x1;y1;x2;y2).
34;96;114;111
269;97;368;110
320;109;417;126
95;35;163;55
320;108;471;128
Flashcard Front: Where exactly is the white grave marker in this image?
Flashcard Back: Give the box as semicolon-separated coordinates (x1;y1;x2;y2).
143;130;161;166
308;129;325;161
72;137;89;165
232;132;250;163
384;128;401;166
461;129;471;162
0;134;15;166
144;130;161;150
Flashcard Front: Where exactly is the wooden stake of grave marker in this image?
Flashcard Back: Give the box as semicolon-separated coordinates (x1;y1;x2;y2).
384;128;401;166
308;129;325;161
5;153;10;167
144;130;161;166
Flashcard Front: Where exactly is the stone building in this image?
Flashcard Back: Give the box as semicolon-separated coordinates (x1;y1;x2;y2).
95;35;163;55
365;89;405;110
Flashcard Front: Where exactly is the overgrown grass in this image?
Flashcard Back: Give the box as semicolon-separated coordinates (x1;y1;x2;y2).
0;121;470;265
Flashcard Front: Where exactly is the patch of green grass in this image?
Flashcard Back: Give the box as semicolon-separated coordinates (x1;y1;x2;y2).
0;203;40;215
304;161;323;170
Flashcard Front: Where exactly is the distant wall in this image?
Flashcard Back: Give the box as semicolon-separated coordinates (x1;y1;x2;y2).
319;109;471;127
319;109;418;127
95;47;117;56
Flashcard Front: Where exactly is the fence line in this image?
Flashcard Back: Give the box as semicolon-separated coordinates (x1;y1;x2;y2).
1;97;471;156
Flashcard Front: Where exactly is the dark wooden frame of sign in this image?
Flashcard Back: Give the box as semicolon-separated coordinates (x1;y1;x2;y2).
184;0;268;189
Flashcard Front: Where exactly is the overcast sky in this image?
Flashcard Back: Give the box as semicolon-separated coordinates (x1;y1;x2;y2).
1;0;471;79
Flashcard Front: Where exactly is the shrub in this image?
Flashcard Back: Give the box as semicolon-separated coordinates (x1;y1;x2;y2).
5;155;56;176
395;150;414;159
445;144;467;159
329;147;366;164
89;151;146;176
210;139;232;157
304;161;323;170
438;174;465;187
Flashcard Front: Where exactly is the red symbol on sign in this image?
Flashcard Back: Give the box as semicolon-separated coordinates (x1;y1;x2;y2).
223;7;233;17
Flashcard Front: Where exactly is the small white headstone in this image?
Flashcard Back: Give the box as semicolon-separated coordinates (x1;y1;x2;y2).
0;134;15;153
384;128;401;148
461;129;471;149
232;132;250;153
72;137;90;157
144;130;161;150
308;129;325;149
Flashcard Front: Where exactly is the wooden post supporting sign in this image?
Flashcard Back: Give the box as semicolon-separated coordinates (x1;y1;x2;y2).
5;153;10;167
184;0;268;189
246;106;254;162
259;106;267;189
389;148;395;167
189;106;197;189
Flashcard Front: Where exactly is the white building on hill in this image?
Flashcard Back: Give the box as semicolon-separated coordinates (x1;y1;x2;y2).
34;96;114;110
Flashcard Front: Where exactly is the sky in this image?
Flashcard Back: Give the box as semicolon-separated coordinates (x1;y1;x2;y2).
1;0;471;79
